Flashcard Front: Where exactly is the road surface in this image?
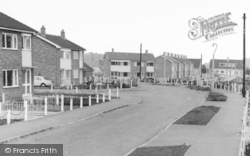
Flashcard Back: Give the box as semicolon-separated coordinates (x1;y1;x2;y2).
11;84;205;156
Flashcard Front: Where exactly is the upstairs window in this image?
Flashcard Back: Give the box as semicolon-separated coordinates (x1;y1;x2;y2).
22;35;31;50
63;51;71;59
2;33;18;49
73;51;79;59
123;62;128;66
147;62;154;66
79;51;83;60
136;62;144;67
111;61;121;66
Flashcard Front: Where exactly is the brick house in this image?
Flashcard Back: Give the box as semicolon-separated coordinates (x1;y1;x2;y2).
32;26;86;87
172;55;193;78
0;12;37;101
155;53;180;80
155;52;194;81
103;50;155;80
209;59;243;77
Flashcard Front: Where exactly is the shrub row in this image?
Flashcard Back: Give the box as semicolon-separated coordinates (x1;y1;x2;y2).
206;92;227;101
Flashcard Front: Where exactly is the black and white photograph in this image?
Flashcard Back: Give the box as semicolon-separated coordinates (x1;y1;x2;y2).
0;0;250;155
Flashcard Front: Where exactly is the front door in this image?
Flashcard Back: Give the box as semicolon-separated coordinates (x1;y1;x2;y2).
22;69;32;98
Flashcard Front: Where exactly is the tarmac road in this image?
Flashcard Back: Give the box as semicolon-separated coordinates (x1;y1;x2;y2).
11;84;205;156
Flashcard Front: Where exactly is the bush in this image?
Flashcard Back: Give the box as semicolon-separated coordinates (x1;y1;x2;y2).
188;85;211;91
197;86;211;91
206;92;227;101
245;142;250;156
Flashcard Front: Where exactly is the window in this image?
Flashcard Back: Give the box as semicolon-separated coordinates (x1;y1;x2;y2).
2;33;18;49
22;35;31;50
79;51;83;60
220;70;225;74
73;69;79;78
147;62;154;66
63;51;71;59
219;63;236;68
73;51;79;59
3;69;18;87
111;61;121;66
111;72;121;79
147;72;154;77
123;72;128;77
137;72;141;77
123;62;128;66
66;70;71;78
134;62;145;66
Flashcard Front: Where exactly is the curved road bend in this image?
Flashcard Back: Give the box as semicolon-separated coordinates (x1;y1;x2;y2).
11;84;206;156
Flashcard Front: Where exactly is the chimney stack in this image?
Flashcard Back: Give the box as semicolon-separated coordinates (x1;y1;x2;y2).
145;49;148;54
112;48;114;52
227;57;229;62
61;29;65;39
40;25;46;37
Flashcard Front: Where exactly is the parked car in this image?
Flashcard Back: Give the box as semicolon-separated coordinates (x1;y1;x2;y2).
34;76;52;87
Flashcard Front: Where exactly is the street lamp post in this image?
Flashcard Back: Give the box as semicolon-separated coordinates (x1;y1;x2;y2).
212;43;217;89
242;13;246;97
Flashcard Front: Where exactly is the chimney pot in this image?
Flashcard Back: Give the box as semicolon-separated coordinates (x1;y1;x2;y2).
61;29;65;39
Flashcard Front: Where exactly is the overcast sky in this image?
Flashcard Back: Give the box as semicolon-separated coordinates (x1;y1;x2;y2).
0;0;249;63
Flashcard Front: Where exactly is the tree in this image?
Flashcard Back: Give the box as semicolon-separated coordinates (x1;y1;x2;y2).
201;65;207;74
246;67;250;75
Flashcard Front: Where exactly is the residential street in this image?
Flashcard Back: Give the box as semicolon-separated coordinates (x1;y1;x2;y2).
9;84;205;156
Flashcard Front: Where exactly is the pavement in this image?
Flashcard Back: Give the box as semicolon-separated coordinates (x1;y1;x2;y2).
0;88;141;144
140;88;245;156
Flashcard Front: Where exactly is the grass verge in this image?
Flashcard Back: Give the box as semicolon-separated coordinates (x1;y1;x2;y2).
0;119;24;126
128;144;191;156
174;106;220;125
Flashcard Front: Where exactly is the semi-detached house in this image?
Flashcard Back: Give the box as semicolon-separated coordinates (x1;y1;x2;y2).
155;52;194;81
103;51;155;80
33;26;86;88
209;59;243;77
0;12;37;101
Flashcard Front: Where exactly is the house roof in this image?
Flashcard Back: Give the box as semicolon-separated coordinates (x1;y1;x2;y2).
83;62;93;72
209;59;243;69
44;34;85;51
161;55;179;63
188;59;201;68
105;52;155;61
172;57;191;64
0;12;37;33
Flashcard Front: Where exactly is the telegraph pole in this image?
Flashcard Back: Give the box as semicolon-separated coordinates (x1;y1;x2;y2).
242;13;246;97
140;43;142;80
201;54;203;78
